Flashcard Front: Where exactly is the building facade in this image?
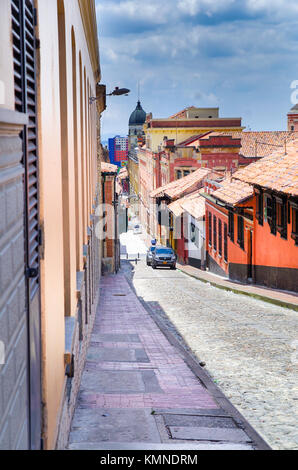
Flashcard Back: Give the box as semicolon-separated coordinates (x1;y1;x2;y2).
108;135;128;167
138;107;243;234
0;0;104;450
204;142;298;292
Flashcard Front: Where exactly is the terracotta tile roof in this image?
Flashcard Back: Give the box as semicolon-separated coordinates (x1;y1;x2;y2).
101;162;118;173
180;191;206;219
212;178;253;206
168;191;201;217
201;131;298;158
150;167;211;200
233;139;298;196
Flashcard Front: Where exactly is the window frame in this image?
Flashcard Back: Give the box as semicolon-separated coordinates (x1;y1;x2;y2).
224;223;228;262
237;215;244;250
213;215;217;252
218;219;222;257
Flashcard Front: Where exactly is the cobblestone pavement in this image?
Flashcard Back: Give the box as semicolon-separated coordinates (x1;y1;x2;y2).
126;259;298;450
68;269;262;450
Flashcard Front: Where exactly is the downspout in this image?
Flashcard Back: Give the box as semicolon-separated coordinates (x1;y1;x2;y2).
113;175;119;273
102;173;106;260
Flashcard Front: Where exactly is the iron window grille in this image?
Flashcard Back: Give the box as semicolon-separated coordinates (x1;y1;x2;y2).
228;210;234;242
237;215;244;249
218;219;222;256
224;223;228;262
208;212;212;247
213;215;217;251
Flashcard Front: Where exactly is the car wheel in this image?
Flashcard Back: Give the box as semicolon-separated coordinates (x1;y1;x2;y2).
170;265;176;270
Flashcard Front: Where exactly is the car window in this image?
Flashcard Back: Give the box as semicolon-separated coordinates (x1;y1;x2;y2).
156;248;173;255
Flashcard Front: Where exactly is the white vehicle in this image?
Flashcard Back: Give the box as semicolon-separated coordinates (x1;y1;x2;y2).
133;224;142;234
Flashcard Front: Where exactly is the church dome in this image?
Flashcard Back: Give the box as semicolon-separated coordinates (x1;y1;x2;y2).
129;100;146;126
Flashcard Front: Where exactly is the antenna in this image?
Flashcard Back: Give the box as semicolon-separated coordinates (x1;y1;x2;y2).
138;80;140;101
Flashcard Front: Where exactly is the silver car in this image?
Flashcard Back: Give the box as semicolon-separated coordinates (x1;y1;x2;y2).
151;247;177;270
146;246;156;266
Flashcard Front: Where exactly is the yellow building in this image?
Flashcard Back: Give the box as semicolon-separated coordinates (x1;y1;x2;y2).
137;107;244;235
144;107;244;153
0;0;105;449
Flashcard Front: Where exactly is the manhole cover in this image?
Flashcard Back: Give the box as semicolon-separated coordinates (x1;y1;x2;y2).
113;293;127;296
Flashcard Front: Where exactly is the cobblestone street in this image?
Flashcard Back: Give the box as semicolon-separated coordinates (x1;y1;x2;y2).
126;256;298;450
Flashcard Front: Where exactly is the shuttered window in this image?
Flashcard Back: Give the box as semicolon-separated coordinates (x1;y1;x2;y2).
11;0;40;296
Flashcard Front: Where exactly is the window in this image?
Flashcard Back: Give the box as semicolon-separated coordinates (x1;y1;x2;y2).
208;212;212;246
256;190;263;225
265;195;276;235
224;223;228;262
237;215;244;249
176;170;182;179
183;170;190;177
291;204;298;245
228;210;234;242
190;222;196;243
276;197;287;239
213;215;217;251
218;219;222;256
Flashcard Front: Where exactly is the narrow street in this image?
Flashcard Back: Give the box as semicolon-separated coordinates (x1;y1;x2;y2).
67;229;298;450
121;233;298;450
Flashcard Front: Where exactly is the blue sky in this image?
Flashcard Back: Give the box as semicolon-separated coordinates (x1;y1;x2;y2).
95;0;298;142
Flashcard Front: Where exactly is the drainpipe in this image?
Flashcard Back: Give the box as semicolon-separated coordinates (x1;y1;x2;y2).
113;176;119;273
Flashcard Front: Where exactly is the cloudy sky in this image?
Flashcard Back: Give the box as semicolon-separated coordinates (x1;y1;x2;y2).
96;0;298;142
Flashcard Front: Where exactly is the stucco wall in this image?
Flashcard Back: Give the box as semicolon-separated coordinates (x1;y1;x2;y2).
36;0;101;448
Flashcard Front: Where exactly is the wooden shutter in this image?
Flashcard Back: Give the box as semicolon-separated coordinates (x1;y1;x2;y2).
12;0;40;295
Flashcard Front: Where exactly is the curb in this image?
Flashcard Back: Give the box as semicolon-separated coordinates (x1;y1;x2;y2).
177;265;298;313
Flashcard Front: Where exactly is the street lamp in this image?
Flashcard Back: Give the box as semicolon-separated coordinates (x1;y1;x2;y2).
89;86;130;104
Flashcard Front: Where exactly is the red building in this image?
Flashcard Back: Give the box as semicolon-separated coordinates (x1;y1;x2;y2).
288;104;298;131
204;139;298;292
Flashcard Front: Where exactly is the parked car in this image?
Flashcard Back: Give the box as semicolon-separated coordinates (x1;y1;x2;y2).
133;224;142;234
146;246;156;266
151;247;177;270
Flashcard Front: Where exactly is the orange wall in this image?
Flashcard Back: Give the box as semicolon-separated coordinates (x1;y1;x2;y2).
253;197;298;269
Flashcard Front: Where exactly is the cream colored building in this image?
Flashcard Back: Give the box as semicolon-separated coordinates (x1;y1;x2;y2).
0;0;105;450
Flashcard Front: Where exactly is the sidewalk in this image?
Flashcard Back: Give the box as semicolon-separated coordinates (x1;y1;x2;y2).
67;271;269;450
177;263;298;312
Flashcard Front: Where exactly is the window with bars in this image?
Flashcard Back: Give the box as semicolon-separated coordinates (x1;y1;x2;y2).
291;205;298;245
228;210;234;242
213;215;217;251
237;215;244;249
224;223;228;262
265;195;276;235
218;219;222;256
208;212;212;246
276;197;287;240
256;190;263;225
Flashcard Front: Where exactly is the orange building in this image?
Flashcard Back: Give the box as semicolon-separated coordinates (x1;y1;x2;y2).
204;140;298;292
